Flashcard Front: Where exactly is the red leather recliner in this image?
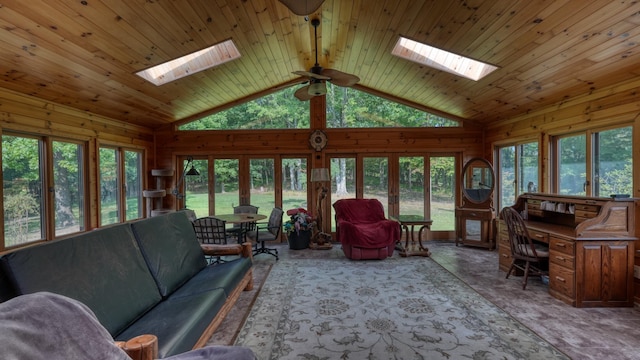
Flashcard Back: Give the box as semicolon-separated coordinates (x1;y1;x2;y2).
333;198;400;260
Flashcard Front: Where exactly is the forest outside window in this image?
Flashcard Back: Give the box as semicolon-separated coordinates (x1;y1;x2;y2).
496;141;539;211
2;134;87;250
99;147;143;226
553;126;632;197
178;83;458;130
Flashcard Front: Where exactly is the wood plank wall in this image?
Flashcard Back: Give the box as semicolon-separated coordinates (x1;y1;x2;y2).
0;87;154;231
484;76;640;305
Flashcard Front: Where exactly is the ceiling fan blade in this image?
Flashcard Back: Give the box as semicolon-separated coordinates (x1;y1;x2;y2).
321;69;360;87
293;70;331;80
294;85;314;101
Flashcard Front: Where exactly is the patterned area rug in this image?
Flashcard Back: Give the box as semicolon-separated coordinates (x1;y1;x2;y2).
235;256;569;359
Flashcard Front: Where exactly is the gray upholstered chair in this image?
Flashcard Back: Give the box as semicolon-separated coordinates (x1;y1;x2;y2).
247;207;283;261
228;205;259;243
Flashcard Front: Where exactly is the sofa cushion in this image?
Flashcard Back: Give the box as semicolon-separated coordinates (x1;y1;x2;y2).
131;211;207;297
171;257;252;299
115;288;227;358
0;266;17;303
0;223;161;335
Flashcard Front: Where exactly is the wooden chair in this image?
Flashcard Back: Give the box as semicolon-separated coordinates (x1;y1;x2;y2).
192;216;231;264
247;207;283;261
228;205;259;243
501;206;549;290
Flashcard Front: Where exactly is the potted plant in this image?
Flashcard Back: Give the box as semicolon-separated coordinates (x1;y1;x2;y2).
284;208;313;250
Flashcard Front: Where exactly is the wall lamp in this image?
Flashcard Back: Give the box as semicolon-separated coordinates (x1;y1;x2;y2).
172;156;200;199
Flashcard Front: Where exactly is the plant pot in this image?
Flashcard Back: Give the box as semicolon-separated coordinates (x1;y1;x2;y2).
288;230;311;250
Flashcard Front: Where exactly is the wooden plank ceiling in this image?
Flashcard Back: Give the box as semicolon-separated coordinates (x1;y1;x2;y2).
0;0;639;129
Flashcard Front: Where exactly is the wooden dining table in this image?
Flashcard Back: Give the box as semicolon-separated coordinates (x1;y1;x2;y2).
216;213;267;224
216;213;267;244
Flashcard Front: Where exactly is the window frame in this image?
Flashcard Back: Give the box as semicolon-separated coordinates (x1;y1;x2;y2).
1;132;91;250
494;139;540;211
98;145;145;226
550;124;633;197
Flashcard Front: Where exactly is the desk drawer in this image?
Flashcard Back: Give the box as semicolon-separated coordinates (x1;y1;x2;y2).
498;245;512;271
527;199;542;211
550;251;575;269
550;263;575;298
549;237;575;256
574;204;599;213
528;229;549;243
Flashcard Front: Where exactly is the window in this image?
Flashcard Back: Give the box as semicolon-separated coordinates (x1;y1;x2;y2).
326;84;458;128
282;158;308;210
99;146;144;226
553;126;632;196
2;134;89;249
53;140;85;236
496;141;539;210
124;150;143;221
391;36;498;81
3;134;45;247
179;87;309;130
179;83;458;130
136;39;241;86
183;158;209;217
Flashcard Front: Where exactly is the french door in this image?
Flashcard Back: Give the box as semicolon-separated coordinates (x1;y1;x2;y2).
183;154;309;217
328;153;456;239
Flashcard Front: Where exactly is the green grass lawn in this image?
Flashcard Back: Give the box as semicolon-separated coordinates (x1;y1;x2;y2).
185;191;455;232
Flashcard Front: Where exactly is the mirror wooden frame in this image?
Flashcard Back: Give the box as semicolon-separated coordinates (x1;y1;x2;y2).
455;157;496;249
461;157;495;207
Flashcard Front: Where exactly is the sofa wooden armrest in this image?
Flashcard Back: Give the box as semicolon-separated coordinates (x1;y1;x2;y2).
201;242;254;259
116;334;158;360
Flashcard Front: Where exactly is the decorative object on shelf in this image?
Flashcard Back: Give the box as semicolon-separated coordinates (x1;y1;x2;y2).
309;129;327;151
278;0;325;15
310;167;332;249
172;156;200;200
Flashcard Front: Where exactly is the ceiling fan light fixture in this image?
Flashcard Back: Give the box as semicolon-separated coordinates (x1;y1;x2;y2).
308;80;326;96
278;0;325;15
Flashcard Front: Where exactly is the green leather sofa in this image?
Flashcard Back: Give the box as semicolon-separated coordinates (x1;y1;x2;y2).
0;211;254;358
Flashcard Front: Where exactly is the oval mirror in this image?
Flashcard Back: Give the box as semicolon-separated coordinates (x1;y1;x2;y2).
462;158;494;204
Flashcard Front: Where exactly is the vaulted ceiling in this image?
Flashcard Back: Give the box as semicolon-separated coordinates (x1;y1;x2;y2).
1;0;639;129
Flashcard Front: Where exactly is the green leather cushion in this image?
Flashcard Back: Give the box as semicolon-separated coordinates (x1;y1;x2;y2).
115;288;227;358
0;223;161;335
170;257;252;299
131;211;207;297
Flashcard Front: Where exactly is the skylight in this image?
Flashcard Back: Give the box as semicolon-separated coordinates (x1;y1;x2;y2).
392;36;498;81
136;39;240;86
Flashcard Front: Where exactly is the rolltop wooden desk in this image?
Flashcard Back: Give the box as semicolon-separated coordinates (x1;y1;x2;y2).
498;193;637;307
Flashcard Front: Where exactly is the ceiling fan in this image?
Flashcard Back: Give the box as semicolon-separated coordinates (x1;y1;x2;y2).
278;0;325;16
292;18;360;101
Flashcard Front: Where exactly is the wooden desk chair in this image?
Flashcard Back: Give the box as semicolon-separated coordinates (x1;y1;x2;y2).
501;206;549;290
